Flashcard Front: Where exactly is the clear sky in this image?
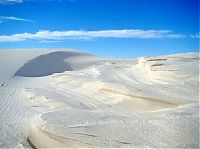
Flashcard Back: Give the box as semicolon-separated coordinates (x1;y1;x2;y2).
0;0;199;58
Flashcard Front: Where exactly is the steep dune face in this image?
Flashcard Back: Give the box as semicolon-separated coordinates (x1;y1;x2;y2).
0;50;199;148
0;49;53;84
14;51;98;77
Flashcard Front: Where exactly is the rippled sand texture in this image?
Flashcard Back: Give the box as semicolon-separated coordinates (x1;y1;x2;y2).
0;50;199;148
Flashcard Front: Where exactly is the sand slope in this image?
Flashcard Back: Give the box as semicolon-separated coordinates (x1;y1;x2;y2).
15;51;98;77
0;49;199;148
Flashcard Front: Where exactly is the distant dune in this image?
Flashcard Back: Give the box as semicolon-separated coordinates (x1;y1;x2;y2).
0;49;199;148
14;51;97;77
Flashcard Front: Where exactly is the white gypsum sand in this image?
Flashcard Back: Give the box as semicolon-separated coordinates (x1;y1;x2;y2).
0;49;199;148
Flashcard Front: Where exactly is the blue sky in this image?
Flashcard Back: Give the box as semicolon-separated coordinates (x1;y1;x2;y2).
0;0;199;57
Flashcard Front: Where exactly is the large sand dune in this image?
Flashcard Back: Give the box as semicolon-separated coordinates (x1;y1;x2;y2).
15;51;98;77
0;49;199;148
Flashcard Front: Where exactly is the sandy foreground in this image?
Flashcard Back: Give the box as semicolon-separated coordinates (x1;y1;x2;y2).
0;49;199;148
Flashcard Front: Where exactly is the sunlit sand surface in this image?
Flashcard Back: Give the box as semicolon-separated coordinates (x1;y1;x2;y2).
0;49;199;148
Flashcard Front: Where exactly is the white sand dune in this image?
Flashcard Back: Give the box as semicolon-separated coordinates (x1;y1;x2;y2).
15;51;98;77
0;49;199;148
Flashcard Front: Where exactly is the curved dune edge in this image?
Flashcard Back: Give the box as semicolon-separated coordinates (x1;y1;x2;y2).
27;117;74;148
27;120;135;148
27;125;73;148
99;87;182;107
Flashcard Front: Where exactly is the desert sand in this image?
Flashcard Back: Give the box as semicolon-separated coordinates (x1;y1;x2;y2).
0;49;199;148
